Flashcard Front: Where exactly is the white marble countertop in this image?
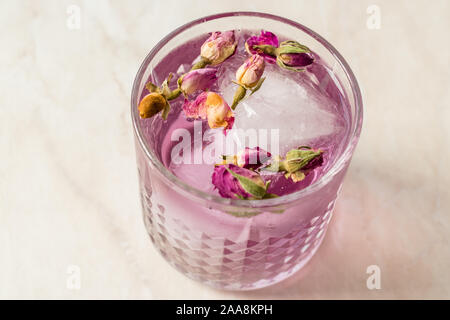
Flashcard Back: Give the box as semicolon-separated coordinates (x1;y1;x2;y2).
1;0;449;299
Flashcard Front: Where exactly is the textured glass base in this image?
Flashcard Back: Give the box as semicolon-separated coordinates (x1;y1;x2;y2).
140;185;334;290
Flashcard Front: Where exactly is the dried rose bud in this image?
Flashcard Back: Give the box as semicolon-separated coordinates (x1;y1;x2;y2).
138;92;167;119
236;54;266;88
178;68;217;96
276;41;314;71
238;147;272;169
212;164;276;200
264;146;323;182
246;31;314;72
192;31;237;69
182;92;208;120
245;30;279;63
278;52;313;68
182;92;234;131
139;74;182;120
231;55;266;110
301;150;324;171
205;92;234;130
221;147;271;169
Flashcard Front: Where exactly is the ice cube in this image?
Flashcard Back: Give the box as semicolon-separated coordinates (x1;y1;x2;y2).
217;59;343;156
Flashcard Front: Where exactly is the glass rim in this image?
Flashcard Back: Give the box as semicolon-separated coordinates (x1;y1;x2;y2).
131;11;363;209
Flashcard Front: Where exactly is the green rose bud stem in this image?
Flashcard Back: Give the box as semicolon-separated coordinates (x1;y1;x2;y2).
166;88;181;100
191;57;211;70
231;85;247;110
253;44;277;57
250;77;265;95
275;41;310;55
140;74;182;121
145;82;158;93
161;73;174;97
161;101;171;120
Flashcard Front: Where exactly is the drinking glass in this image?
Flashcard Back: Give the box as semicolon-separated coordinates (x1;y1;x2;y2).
131;12;363;290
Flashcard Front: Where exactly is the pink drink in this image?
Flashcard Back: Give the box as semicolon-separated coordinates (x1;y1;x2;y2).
132;13;362;290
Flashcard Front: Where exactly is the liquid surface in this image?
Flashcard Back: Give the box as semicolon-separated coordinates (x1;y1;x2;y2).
140;30;351;197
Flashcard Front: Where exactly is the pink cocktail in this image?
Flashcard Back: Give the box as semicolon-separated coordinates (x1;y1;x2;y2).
132;12;362;290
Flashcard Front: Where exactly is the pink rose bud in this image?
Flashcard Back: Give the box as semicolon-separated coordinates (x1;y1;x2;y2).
245;30;279;63
182;92;208;120
178;68;217;96
205;92;234;130
238;147;272;169
212;164;274;200
278;52;314;68
246;31;314;72
231;55;266;110
182;92;234;131
276;41;314;71
200;31;237;66
235;54;266;88
221;147;271;169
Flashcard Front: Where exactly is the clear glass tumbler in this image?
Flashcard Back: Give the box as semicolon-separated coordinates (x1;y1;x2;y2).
131;12;363;290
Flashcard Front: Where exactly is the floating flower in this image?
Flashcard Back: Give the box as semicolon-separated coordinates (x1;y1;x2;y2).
138;92;167;119
300;149;324;171
183;92;234;130
277;52;313;69
212;164;276;200
221;147;271;169
205;92;234;130
138;73;181;120
275;41;314;71
264;146;324;182
178;68;217;96
192;31;237;69
182;93;208;119
235;54;265;88
245;30;279;63
246;31;314;72
231;54;266;110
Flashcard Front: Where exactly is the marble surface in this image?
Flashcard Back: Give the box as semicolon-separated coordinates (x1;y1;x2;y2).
1;0;449;299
